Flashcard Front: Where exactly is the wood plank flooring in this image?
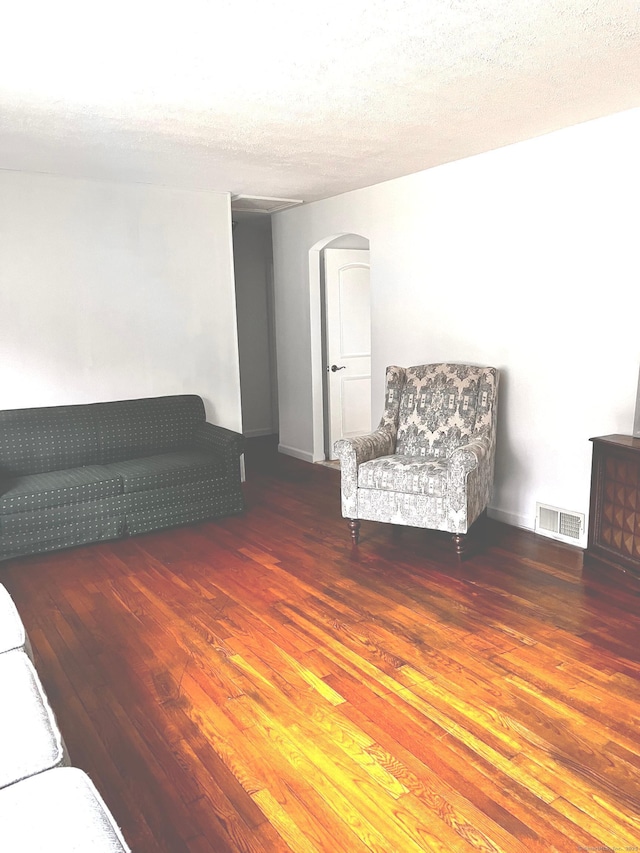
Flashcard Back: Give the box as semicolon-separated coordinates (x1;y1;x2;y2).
2;436;640;852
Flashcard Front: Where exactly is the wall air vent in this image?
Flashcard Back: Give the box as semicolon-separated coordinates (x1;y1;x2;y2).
535;502;585;546
231;195;303;214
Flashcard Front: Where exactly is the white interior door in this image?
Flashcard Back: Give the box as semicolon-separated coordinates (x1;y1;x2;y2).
324;248;371;459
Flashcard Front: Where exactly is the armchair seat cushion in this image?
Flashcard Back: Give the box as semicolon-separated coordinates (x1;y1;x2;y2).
0;466;121;515
103;449;224;494
358;455;448;496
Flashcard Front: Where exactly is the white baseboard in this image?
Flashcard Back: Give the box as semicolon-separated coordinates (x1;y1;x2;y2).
487;505;534;532
278;444;316;464
244;428;277;438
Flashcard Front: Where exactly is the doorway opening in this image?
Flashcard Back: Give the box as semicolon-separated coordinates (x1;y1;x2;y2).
309;233;371;462
232;212;279;442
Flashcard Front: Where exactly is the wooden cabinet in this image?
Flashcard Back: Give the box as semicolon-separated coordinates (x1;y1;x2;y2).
587;434;640;576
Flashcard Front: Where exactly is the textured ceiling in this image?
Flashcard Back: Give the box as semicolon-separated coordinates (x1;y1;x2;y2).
1;1;639;203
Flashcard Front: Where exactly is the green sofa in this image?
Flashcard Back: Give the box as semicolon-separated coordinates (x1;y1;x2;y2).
0;395;245;561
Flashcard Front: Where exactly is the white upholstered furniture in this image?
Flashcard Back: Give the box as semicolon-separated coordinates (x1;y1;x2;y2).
0;767;130;852
0;649;68;790
0;583;130;851
335;363;499;556
0;584;32;658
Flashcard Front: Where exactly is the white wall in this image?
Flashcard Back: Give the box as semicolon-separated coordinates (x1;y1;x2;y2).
0;171;242;431
233;214;277;436
272;107;640;533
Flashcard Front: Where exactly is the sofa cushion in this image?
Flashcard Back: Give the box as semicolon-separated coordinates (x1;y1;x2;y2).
0;650;67;789
104;449;224;494
0;466;122;515
0;767;131;852
358;454;449;496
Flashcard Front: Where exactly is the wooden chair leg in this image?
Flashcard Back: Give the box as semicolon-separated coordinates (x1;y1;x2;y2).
452;532;468;559
348;519;361;545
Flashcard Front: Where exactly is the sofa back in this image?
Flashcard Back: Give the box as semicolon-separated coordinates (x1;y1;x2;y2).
0;395;206;476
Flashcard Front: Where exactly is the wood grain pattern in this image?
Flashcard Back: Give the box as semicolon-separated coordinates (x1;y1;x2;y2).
2;435;640;852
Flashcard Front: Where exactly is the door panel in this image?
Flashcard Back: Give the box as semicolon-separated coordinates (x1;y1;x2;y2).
341;375;372;435
339;267;370;355
324;249;371;459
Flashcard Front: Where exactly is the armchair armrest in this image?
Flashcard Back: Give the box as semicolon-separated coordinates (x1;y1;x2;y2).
334;426;395;518
334;425;395;467
450;437;491;474
448;435;495;530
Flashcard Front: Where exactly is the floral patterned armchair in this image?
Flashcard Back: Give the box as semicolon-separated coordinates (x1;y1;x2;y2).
334;363;499;556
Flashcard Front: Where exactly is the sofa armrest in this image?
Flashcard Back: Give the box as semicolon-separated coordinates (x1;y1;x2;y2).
192;422;245;460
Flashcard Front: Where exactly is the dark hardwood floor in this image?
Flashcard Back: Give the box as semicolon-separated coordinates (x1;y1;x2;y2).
2;436;640;852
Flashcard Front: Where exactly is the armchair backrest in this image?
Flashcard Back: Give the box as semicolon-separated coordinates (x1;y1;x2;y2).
381;363;498;460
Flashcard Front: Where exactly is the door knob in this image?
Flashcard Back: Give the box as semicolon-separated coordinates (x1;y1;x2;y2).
330;364;346;372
